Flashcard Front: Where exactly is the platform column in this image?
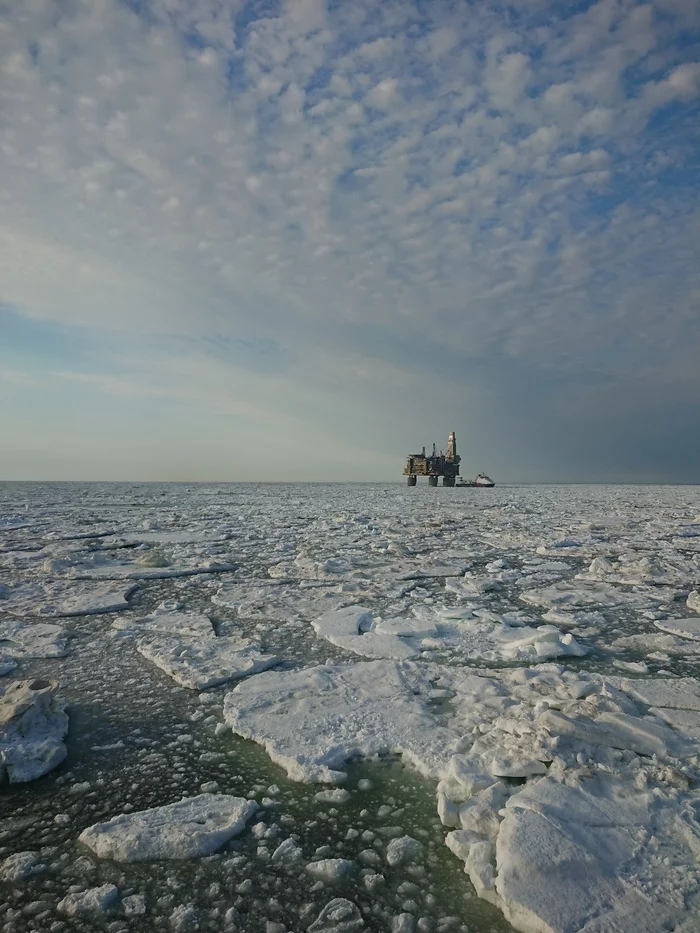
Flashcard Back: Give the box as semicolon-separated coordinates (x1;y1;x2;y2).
407;475;417;486
443;476;455;487
428;475;438;487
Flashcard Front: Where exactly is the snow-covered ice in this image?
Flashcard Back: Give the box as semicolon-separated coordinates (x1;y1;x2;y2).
79;794;259;860
0;620;70;658
137;635;280;689
224;660;455;782
654;617;700;641
0;678;68;782
112;607;215;639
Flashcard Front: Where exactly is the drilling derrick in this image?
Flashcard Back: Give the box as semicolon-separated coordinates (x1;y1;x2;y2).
403;431;461;486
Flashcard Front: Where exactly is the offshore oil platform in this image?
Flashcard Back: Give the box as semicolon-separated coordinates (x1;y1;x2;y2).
404;431;495;487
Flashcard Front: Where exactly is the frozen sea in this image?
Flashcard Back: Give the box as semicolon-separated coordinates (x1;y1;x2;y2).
2;481;700;933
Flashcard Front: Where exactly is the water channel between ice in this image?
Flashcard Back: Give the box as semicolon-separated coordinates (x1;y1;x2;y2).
2;481;700;933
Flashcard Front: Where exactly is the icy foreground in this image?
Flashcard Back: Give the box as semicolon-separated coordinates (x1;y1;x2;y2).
225;661;700;932
2;481;700;933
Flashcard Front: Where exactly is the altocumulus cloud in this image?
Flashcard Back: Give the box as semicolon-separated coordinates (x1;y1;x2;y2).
0;0;699;481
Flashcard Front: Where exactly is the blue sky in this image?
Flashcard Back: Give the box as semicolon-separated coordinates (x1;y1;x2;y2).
1;0;699;481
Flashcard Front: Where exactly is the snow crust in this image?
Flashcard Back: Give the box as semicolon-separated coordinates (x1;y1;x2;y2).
78;793;259;861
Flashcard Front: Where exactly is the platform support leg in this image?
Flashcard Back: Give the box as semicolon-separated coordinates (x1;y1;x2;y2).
428;475;438;487
407;475;417;486
443;476;455;487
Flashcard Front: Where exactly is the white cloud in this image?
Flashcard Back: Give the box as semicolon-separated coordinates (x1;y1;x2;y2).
0;0;698;479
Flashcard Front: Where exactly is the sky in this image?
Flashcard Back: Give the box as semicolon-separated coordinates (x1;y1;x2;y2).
0;0;699;483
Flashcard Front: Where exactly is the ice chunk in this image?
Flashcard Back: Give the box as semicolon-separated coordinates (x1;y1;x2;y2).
306;858;354;881
78;794;258;861
58;883;119;917
308;898;364;932
495;776;688;933
0;851;45;882
621;677;700;711
488;756;547;778
0;679;68;782
385;835;422;867
137;635;279;689
223;661;454;783
520;581;624;609
539;709;683;757
315;788;351;804
688;591;700;614
271;837;303;863
0;654;17;675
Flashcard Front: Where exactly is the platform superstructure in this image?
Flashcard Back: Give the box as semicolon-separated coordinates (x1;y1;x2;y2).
403;431;461;486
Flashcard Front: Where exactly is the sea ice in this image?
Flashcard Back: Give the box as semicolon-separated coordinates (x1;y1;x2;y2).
112;609;215;639
57;883;119;917
654;617;700;641
78;794;259;861
0;620;70;658
308;898;364;932
58;583;139;616
137;635;279;690
0;679;68;782
306;858;354;881
223;660;455;783
311;608;420;660
0;851;45;882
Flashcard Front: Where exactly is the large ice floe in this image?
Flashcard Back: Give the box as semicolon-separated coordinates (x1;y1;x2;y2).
224;660;700;933
0;679;68;782
79;794;259;861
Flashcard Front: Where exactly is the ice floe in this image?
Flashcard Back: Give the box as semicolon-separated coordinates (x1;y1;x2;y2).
654;617;700;641
1;581;139;617
0;679;68;782
0;620;70;658
137;635;279;689
78;794;259;861
112;606;215;639
224;660;455;783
